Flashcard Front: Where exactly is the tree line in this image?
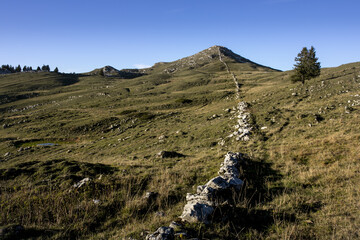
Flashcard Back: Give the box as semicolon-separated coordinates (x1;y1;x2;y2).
0;64;59;73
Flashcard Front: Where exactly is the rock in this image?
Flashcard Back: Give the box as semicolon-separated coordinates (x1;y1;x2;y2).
146;226;175;240
157;151;185;158
4;152;10;157
180;202;214;224
93;199;100;204
144;191;158;202
158;135;167;140
168;221;183;231
73;177;91;188
180;152;244;224
227;102;252;141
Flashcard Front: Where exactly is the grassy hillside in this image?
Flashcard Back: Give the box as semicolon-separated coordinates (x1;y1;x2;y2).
0;48;359;239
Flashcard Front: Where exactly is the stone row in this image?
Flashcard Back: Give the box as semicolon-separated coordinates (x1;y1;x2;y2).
228;102;252;141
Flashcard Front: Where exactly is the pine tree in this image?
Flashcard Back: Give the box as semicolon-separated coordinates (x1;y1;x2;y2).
291;46;321;84
23;66;27;72
16;65;22;72
54;67;59;73
37;66;41;72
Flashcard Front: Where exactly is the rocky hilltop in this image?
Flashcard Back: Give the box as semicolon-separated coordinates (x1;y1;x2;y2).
159;45;279;73
87;65;146;78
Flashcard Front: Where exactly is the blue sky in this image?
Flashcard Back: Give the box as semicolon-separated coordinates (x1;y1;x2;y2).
1;0;359;72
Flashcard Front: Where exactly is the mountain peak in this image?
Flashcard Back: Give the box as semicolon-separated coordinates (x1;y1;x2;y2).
159;46;274;73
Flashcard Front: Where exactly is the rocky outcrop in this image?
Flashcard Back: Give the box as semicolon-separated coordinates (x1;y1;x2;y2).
89;66;146;78
180;152;244;224
163;45;266;74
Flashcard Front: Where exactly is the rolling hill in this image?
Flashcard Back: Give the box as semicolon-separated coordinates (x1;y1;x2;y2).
0;46;359;239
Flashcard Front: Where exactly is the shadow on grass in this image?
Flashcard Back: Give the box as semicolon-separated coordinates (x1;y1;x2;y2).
185;154;291;239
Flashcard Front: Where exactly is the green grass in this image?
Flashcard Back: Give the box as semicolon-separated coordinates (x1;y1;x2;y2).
1;56;360;239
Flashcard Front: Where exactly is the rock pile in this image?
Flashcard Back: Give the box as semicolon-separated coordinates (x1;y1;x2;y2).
228;102;252;141
145;152;244;239
146;227;175;240
180;152;244;224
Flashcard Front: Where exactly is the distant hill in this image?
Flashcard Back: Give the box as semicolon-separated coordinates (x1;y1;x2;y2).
86;65;146;78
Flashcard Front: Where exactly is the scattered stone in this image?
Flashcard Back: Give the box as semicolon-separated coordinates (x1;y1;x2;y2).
260;126;267;130
4;152;10;157
73;177;91;188
93;199;100;204
18;147;24;152
157;151;185;158
292;92;298;96
146;226;175;240
158;135;167;140
144;191;158;201
207;114;220;120
175;130;185;135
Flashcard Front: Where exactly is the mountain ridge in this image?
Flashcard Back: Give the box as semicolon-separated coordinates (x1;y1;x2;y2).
88;46;280;76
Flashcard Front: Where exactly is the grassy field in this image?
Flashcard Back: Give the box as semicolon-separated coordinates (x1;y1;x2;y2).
0;48;359;239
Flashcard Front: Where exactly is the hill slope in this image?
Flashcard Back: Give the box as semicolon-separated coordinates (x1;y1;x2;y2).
0;47;359;239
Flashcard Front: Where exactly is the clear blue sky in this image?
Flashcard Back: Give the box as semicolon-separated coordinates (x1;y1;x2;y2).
1;0;359;72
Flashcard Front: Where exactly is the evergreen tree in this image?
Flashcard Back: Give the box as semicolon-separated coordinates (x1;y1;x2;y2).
291;46;321;84
23;66;27;72
54;67;59;73
37;66;41;72
16;65;21;72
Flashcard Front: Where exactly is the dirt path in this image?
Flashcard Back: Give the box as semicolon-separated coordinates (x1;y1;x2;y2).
218;48;240;99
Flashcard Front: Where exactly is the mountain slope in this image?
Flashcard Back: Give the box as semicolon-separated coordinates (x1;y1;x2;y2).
149;45;280;74
0;47;359;239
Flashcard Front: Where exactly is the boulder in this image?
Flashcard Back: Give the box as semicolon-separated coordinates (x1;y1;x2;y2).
180;202;214;224
73;177;91;188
